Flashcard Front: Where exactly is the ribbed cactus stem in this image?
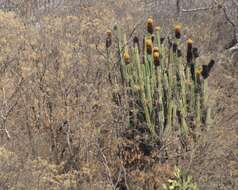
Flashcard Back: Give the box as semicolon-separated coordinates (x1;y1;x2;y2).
195;93;201;128
168;61;174;90
156;30;161;48
178;99;189;135
150;59;156;99
173;103;177;127
144;59;153;113
156;29;164;73
184;66;192;113
134;46;155;135
190;77;195;113
178;59;187;115
106;47;113;85
202;79;208;109
123;34;130;83
156;66;165;134
115;26;126;84
163;73;173;134
166;101;173;135
161;46;166;72
205;107;212;129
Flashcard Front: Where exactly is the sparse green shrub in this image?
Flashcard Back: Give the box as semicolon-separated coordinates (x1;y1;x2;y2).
162;167;199;190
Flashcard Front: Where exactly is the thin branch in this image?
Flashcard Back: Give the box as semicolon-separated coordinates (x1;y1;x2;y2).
223;5;236;28
176;0;181;15
229;43;238;51
66;122;73;156
99;148;115;188
181;6;212;13
231;0;238;7
3;125;10;139
223;4;238;46
122;165;129;190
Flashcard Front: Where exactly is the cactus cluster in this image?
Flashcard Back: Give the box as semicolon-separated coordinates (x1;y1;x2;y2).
107;17;213;139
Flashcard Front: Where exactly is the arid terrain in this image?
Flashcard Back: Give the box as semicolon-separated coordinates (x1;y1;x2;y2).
0;1;237;190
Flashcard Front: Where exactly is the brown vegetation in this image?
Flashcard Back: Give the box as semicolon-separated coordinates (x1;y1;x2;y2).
0;1;237;190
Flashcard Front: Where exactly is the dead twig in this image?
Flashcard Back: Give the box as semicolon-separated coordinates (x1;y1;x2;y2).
222;4;238;51
181;6;213;13
231;0;238;7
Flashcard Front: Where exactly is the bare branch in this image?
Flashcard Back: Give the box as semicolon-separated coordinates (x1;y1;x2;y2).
222;4;238;46
181;6;212;13
223;5;236;28
231;0;238;7
229;43;238;51
99;147;115;188
176;0;181;16
4;125;10;140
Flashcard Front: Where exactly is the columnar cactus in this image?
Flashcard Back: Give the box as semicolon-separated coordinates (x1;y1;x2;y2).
109;17;214;140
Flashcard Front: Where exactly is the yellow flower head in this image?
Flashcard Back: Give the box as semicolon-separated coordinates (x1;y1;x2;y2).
187;38;193;44
175;24;182;39
145;38;153;48
155;26;161;32
145;38;153;54
196;66;203;76
175;24;181;32
147;17;154;34
153;47;159;53
106;30;112;37
123;51;130;64
153;52;160;60
147;17;153;25
153;51;160;66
